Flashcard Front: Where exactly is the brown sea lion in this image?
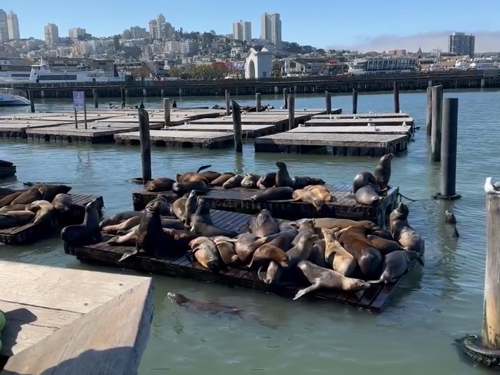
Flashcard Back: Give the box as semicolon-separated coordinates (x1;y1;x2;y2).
369;250;421;284
338;225;383;280
241;173;261;189
212;236;240;265
286;232;317;268
0;211;35;229
389;202;425;256
189;236;226;272
374;153;394;192
304;185;336;204
99;211;143;230
352;172;381;194
61;198;103;246
172;196;187;221
172;180;209;196
26;200;57;226
0;191;25;207
295;218;378;231
257;173;277;189
322;228;357;276
184;190;198;226
372;229;394;240
232;234;271;263
366;234;402;256
190;200;236;238
102;216;142;234
248;209;280;237
355;184;381;206
293;176;325;189
52;193;77;214
292;189;325;211
0;187;22;198
10;186;43;205
210;173;235;186
308;239;328;267
222;175;243;189
291;219;316;245
36;184;72;202
247;241;289;269
0;204;27;212
275;161;294;188
257;261;282;285
115;217;185;236
168;292;243;315
268;229;296;251
163;228;198;252
293;260;370;300
250;186;294;202
145;177;175;192
176;164;212;183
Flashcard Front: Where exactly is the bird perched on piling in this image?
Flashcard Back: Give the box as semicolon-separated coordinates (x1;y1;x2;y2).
484;177;500;194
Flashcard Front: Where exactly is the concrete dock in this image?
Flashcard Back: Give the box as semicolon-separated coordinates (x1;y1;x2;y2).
0;261;153;373
115;130;234;148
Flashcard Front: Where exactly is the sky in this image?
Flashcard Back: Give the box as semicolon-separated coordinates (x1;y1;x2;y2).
5;0;500;52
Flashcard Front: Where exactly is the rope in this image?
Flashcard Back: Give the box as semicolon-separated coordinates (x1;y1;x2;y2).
398;192;418;202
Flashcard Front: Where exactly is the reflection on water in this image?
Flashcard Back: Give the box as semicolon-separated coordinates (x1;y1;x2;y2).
0;90;498;374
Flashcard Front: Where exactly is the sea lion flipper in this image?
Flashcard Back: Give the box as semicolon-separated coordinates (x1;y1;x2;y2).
118;248;139;262
257;266;267;282
293;282;319;300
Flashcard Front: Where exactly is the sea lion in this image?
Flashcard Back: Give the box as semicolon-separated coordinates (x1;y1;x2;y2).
163;228;198;251
247;241;289;269
0;204;27;212
210;173;235;186
257;261;282;285
308;239;328;267
52;193;76;214
367;234;402;256
268;230;296;251
176;165;212;183
190;197;213;226
212;236;240;265
248;209;280;237
372;229;394;240
292;189;325;211
190;203;237;238
114;217;185;236
167;292;243;314
369;250;421;284
172;197;187;221
389;202;425;256
250;186;294;202
10;186;43;205
338;225;383;280
445;210;459;237
295;217;379;231
293;260;371;300
275;161;294;188
352;172;380;194
60;198;103;246
172;180;209;196
241;173;261;189
374;153;394;192
257;173;277;189
189;236;226;272
0;187;21;198
232;233;271;263
99;211;143;230
355;184;381;206
26;200;57;226
0;191;25;207
304;185;335;203
147;195;171;215
293;176;325;189
36;184;72;202
145;177;175;192
184;190;198;226
322;228;357;276
286;232;317;269
291;219;316;245
222;175;243;189
102;216;142;234
0;211;35;229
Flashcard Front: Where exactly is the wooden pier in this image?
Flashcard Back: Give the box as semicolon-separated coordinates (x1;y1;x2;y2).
64;209;411;313
254;132;409;156
0;194;103;245
312;112;409;119
133;185;399;226
0;120;77;139
0;261;153;373
115;130;234;149
102;108;225;126
171;124;276;138
288;125;412;136
305;117;414;127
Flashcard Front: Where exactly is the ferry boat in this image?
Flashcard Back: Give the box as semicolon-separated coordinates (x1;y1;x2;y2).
469;61;500;71
0;88;30;106
348;57;417;75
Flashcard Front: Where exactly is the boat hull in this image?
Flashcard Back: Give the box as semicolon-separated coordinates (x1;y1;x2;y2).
0;94;30;106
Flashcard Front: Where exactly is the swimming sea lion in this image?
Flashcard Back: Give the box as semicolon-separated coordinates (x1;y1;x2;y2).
389;202;425;256
241;173;261;189
0;204;28;212
374;153;394;192
338;225;383;279
0;191;25;207
352;172;380;194
286;232;317;269
99;211;143;230
0;211;35;229
250;186;294;202
369;250;420;284
10;186;43;205
145;177;175;192
275;161;294;188
210;173;235;186
223;175;243;189
322;228;357;276
355;184;381;206
172;180;209;196
248;209;280;237
212;236;240;265
257;173;277;189
293;260;370;300
26;200;57;226
176;164;212;183
102;216;142;234
168;292;243;314
293;176;325;189
52;193;76;214
445;210;459;237
184;190;198;226
61;198;103;246
189;236;227;272
367;234;402;256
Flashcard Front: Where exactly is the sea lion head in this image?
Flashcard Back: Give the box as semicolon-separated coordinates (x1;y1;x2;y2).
350;279;371;292
175;173;182;182
188;190;197;199
196;198;210;214
167;292;189;305
393;202;409;220
172;182;182;195
276;161;286;170
300;218;316;231
381;153;394;163
146;199;162;213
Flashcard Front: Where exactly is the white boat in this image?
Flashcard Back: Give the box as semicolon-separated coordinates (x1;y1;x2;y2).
0;88;30;106
469;62;500;71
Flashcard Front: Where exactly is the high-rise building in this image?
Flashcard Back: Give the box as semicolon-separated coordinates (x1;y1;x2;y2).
7;11;20;40
448;32;475;57
129;26;148;39
0;10;8;42
149;19;158;39
233;20;252;42
44;23;59;47
261;13;282;49
156;13;166;39
69;27;86;39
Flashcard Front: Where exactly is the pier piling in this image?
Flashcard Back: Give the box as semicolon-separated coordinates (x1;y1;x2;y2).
225;90;230;116
120;87;125;104
232;100;243;153
283;88;288;110
92;89;98;108
288;94;295;131
138;109;152;181
431;85;443;162
426;87;432;137
393;82;400;113
163;98;171;128
255;93;262;112
352;89;358;114
28;90;35;113
325;91;332;115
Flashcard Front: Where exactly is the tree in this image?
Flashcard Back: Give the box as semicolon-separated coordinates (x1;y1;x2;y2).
130;64;152;79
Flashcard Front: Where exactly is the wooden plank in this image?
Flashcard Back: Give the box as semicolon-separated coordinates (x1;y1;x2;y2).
306;117;414;126
170;124;276;137
255;132;407;147
312;112;410;119
114;130;234;149
288;126;412;135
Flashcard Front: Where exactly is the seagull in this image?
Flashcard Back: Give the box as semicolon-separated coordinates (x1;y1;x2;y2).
374;126;381;132
484;177;500;194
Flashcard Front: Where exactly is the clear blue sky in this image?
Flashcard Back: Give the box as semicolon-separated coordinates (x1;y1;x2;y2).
7;0;500;48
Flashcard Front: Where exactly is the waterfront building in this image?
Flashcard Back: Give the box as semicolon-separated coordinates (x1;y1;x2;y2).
44;23;59;47
449;32;475;57
7;11;20;41
348;57;417;75
233;21;252;42
261;13;282;49
69;28;86;39
283;58;348;77
245;46;272;79
0;10;8;42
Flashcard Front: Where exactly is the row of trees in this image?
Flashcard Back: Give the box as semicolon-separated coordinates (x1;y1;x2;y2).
169;63;241;80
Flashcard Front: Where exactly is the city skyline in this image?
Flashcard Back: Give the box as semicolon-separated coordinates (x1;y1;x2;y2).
3;0;500;52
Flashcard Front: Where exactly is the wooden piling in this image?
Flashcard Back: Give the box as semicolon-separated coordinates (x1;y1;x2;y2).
120;87;125;103
255;93;262;112
393;81;400;113
92;89;98;108
426;87;432;137
352;89;358;114
325;91;332;114
28;90;35;113
288;94;295;131
138;108;152;181
232;100;243;153
283;88;288;110
225;90;230;116
440;98;460;199
163;98;170;128
431;85;443;162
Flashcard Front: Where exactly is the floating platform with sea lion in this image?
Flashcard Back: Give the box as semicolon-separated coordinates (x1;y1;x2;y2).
64;209;414;313
132;185;399;227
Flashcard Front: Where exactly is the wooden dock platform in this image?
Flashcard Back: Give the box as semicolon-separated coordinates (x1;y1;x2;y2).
103;109;225;126
254;132;408;156
0;194;103;245
0;120;78;139
312;112;408;119
288;125;412;136
64;209;410;313
132;185;399;226
171;124;276;138
0;261;153;373
305;117;414;127
115;130;234;149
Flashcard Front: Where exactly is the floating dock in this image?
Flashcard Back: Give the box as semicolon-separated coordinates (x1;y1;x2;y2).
0;261;152;373
312;112;409;119
305;117;414;127
102;109;225;126
115;130;234;149
64;209;410;313
0;120;77;139
254;133;409;156
0;194;103;245
288;126;412;136
170;124;276;138
132;185;399;226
